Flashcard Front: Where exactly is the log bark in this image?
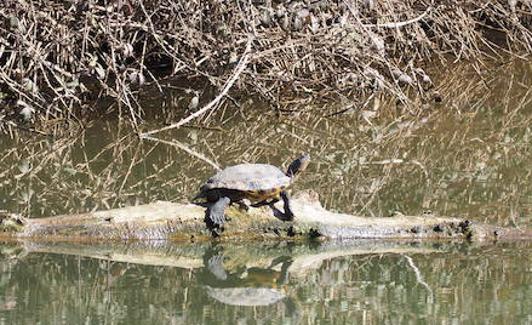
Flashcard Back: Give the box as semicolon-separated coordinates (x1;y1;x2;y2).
1;191;530;242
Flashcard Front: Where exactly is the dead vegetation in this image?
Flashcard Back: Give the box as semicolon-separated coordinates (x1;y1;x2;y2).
0;0;531;128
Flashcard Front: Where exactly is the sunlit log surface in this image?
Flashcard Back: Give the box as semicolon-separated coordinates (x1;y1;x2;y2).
1;191;530;242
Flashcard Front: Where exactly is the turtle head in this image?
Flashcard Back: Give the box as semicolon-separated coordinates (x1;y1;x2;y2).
286;153;310;179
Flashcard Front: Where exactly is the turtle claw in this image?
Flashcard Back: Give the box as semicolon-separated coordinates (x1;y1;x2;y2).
283;211;295;222
269;204;295;221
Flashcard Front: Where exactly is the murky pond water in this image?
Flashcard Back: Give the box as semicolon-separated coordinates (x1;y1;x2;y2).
0;241;531;324
1;60;531;227
0;60;531;323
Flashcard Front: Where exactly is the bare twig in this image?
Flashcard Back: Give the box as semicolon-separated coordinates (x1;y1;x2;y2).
404;255;433;296
362;7;432;29
140;37;253;137
142;135;221;171
1;1;531;127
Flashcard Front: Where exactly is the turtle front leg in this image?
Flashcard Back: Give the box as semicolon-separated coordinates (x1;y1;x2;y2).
205;197;231;232
280;190;294;221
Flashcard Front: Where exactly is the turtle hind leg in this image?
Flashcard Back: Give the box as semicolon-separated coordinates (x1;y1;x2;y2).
205;197;231;234
280;191;295;221
260;192;294;221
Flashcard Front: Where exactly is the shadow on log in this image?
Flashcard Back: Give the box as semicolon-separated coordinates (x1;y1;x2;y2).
1;191;530;243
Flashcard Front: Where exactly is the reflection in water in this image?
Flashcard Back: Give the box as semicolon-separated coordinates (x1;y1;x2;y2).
0;241;530;324
200;245;292;307
1;62;531;229
0;92;530;228
205;287;285;307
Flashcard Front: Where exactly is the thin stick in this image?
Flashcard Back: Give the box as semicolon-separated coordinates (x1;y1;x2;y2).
142;135;221;171
0;119;49;136
363;7;432;29
140;37;253;138
404;255;433;296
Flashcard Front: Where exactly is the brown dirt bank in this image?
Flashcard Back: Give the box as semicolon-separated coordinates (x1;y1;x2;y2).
0;1;531;129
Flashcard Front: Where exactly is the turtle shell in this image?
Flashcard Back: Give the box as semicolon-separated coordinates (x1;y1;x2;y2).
202;164;290;192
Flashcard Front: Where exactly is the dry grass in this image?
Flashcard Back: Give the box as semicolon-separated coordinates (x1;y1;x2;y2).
0;0;531;129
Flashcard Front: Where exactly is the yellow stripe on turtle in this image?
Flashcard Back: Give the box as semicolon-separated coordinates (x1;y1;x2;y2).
245;187;284;202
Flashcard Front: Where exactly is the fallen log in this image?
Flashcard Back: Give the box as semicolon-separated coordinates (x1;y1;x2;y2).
1;191;530;242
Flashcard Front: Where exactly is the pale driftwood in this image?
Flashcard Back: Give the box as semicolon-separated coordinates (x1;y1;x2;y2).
1;191;530;242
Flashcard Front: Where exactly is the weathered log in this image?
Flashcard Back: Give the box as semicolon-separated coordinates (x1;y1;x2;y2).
1;191;530;242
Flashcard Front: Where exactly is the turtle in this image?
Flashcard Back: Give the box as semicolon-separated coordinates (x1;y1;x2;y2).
194;153;310;230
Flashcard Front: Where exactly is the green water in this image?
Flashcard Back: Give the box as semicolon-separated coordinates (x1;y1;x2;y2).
0;60;531;323
0;241;530;324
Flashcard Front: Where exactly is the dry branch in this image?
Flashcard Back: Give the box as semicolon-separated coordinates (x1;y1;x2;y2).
140;37;253;137
141;135;221;171
362;6;433;29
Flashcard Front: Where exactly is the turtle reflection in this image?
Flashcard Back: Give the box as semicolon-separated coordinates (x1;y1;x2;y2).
199;245;294;307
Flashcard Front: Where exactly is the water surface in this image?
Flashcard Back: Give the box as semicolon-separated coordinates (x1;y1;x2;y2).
0;241;530;324
0;59;531;324
1;75;530;227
